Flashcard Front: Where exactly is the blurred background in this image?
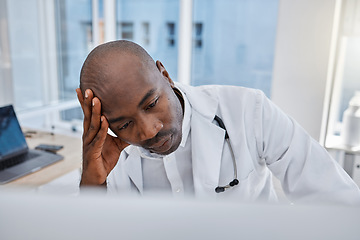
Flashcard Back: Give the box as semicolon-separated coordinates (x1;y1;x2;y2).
0;0;359;148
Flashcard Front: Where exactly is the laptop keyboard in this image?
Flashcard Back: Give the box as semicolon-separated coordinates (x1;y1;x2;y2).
0;152;40;171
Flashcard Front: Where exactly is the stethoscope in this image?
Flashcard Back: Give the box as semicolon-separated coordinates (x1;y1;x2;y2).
214;115;239;193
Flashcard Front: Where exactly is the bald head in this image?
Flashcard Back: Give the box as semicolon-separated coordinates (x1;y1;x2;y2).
78;40;177;122
80;40;157;96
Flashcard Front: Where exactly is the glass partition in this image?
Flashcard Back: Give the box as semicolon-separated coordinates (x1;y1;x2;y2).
191;0;279;97
7;0;46;110
55;0;93;123
116;0;180;81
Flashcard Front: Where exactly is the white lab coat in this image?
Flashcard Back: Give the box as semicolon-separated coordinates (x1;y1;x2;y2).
107;82;360;204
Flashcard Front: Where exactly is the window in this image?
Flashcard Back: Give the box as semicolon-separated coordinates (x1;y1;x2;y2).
324;0;360;147
116;0;179;81
119;22;134;40
81;21;93;51
55;0;92;123
1;0;278;135
191;0;279;98
166;22;176;47
193;22;203;49
142;22;150;45
6;0;48;110
0;0;95;132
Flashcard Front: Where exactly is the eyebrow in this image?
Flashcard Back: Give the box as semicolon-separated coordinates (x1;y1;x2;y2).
108;88;157;124
108;116;126;124
138;88;156;108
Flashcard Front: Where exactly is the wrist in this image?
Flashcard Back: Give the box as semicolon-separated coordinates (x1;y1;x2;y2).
80;172;107;186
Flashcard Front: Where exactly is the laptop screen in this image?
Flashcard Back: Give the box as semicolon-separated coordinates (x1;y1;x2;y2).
0;105;28;160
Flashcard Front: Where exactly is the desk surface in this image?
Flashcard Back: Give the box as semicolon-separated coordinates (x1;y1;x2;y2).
4;129;82;187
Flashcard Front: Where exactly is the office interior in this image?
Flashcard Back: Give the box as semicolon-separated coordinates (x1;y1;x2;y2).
1;0;360;193
0;0;360;238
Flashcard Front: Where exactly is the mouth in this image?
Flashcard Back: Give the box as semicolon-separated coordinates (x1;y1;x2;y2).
147;134;173;154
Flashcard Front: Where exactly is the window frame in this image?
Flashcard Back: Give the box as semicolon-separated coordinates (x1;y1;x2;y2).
322;0;360;148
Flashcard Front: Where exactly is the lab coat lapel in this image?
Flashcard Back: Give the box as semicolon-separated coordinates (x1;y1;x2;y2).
177;83;225;198
191;111;225;198
123;147;143;194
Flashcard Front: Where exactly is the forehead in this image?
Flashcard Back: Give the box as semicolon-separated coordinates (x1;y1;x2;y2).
96;57;163;118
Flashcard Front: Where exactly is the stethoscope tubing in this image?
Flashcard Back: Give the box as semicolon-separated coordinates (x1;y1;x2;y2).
214;115;239;193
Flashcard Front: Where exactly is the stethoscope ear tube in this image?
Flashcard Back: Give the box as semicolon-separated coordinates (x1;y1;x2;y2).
213;115;239;193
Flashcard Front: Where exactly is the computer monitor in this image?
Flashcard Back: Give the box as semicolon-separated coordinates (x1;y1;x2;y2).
0;190;358;240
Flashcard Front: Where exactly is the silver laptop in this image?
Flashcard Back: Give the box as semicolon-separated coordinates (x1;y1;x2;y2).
0;105;63;184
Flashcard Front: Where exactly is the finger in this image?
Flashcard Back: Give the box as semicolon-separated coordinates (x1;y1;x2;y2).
76;88;84;109
76;88;88;135
82;89;94;137
84;96;102;145
92;115;109;150
76;89;87;119
98;118;122;172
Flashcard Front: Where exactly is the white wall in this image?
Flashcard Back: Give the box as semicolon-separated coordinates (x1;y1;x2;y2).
271;0;338;141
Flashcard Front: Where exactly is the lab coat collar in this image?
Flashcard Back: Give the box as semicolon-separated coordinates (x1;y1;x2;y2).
174;82;219;121
178;87;191;148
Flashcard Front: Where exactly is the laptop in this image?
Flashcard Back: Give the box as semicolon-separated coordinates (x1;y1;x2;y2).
0;105;63;184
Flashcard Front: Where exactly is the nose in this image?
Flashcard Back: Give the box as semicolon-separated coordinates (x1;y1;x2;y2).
137;115;163;141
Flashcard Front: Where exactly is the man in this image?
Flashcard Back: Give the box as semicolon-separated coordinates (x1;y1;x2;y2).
76;40;360;204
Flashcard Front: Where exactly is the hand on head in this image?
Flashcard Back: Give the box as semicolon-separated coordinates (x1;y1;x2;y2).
76;88;129;186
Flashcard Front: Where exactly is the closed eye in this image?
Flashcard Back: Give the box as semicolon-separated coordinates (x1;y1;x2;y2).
146;97;159;110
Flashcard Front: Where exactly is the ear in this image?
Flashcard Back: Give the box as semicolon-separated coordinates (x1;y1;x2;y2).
156;60;175;88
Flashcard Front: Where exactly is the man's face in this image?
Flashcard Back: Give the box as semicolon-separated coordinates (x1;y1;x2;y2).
93;54;183;155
